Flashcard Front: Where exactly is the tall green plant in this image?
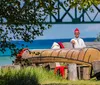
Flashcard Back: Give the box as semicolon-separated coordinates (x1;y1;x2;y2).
0;67;62;85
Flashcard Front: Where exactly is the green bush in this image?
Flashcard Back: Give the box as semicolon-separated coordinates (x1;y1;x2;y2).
0;67;39;85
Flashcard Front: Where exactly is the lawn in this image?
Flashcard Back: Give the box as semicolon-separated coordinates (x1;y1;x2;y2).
0;67;100;85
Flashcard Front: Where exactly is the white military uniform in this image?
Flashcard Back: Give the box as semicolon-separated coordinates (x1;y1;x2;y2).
71;38;86;48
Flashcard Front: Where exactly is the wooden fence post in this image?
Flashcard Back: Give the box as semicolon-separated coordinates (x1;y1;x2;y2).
77;65;90;80
64;68;68;79
68;64;78;80
82;66;90;80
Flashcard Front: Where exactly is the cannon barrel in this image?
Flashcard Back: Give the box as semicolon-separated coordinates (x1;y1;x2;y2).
15;47;100;66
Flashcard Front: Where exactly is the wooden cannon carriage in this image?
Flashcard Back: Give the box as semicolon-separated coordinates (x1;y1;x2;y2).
14;42;100;80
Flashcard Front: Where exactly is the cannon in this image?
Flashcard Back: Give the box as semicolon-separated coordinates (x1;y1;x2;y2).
14;47;100;79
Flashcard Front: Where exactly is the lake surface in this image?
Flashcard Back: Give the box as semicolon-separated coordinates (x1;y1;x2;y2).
0;38;96;66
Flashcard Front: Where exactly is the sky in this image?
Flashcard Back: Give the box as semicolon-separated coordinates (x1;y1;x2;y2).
36;4;100;40
36;24;100;39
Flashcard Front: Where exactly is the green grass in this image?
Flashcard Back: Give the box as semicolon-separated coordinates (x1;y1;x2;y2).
0;67;100;85
0;67;62;85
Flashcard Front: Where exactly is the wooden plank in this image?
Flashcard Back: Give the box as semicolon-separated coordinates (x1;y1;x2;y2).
92;61;100;80
92;61;100;74
68;64;78;80
77;65;90;80
64;68;68;79
77;65;81;80
27;57;91;66
82;67;90;80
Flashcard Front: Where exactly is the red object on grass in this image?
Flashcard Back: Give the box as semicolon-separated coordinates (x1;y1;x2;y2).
54;66;68;78
58;42;65;49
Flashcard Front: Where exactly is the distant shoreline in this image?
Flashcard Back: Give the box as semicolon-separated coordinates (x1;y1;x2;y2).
10;37;96;41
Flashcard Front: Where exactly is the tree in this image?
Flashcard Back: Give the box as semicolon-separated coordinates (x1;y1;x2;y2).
0;0;99;56
95;32;100;42
64;0;99;12
0;0;58;55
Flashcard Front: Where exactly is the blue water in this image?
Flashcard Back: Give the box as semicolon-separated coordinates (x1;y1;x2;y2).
0;38;96;65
